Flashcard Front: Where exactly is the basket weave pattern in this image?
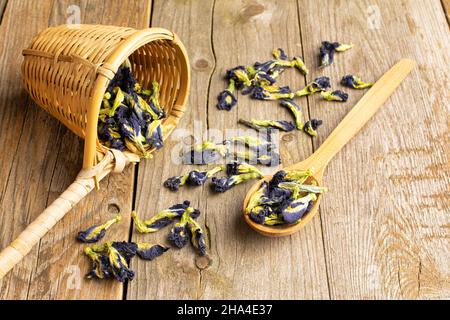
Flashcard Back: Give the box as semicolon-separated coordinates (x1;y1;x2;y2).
22;24;190;168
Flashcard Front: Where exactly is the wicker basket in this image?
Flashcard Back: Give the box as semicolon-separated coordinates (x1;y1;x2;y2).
0;24;190;278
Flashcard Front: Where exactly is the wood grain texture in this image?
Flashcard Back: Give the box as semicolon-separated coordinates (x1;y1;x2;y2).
128;0;215;300
0;0;448;300
299;0;450;299
0;0;150;299
201;0;329;299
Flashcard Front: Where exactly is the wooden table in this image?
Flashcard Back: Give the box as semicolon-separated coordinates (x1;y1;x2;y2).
0;0;448;300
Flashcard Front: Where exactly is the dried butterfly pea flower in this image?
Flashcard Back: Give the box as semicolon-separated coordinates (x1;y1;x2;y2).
252;85;295;100
335;43;353;52
251;70;277;86
211;172;262;193
119;117;150;158
238;119;295;132
246;169;325;225
217;79;238;111
320;90;349;102
319;41;353;67
234;150;281;166
295;76;331;97
147;81;166;119
285;169;313;184
225;136;275;153
186;217;207;256
246;181;269;214
341;75;374;89
107;64;138;94
182;141;228;165
249;205;271;224
163;173;189;191
272;48;288;60
132;210;177;234
168;207;193;248
84;247;112;279
111;241;138;260
303;119;323;137
194;141;228;157
226;66;252;87
291;56;309;75
280;193;317;224
187;166;223;186
108;87;126;117
104;242;135;282
279;99;304;130
225;161;262;176
136;243;169;260
77;215;121;243
145;119;163;150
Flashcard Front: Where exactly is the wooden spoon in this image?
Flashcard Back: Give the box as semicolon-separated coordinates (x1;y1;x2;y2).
243;59;416;237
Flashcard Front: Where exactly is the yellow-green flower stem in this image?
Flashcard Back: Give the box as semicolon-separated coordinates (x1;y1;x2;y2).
335;43;353;52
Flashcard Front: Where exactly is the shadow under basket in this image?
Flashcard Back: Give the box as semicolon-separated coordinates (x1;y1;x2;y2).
0;24;190;278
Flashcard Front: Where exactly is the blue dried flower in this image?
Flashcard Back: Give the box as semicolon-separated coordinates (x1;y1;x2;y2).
279;99;304;130
341;75;374;89
320;90;349;102
281;194;317;224
105;242;135;282
136;243;169;260
168;208;193;248
84;247;112;279
303;119;323;137
226;66;252;86
107;65;138;94
319;41;352;67
145;119;163;150
77;215;121;243
251;71;276;86
163;174;189;191
111;241;138;260
119;117;150;158
295;76;331;97
239;119;295;132
245;181;269;213
211;172;262;193
252;85;294;100
217;79;237;111
291;56;309;75
147;81;166;119
249;205;272;224
131;201;196;233
187;166;223;186
187;218;207;256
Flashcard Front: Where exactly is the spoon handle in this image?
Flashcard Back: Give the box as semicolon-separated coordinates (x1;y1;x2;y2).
304;59;416;172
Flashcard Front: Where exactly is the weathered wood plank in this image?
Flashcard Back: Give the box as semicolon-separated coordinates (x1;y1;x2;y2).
128;0;215;300
0;0;56;300
299;0;450;299
200;0;329;299
0;0;151;299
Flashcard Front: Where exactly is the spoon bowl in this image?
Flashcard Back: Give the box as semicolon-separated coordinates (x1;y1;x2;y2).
242;59;416;237
243;164;324;237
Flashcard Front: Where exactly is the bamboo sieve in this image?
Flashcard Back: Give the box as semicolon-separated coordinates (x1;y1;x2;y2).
0;24;190;278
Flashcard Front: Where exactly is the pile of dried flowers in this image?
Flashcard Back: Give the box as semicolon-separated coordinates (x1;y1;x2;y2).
245;169;327;225
98;59;164;158
216;43;374;139
78;201;206;282
132;201;207;256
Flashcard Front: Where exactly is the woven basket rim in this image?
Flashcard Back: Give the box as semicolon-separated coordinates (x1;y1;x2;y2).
83;26;190;168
